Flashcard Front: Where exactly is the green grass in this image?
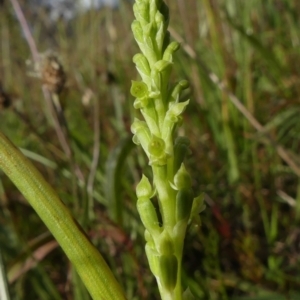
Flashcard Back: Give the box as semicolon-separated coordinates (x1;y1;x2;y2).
1;0;300;299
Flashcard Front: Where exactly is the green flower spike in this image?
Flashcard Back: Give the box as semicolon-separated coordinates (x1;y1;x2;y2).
131;1;203;299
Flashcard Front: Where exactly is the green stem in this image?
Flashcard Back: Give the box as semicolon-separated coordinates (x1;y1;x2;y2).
0;131;126;300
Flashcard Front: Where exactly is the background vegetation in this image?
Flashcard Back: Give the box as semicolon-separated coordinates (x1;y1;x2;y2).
1;0;300;299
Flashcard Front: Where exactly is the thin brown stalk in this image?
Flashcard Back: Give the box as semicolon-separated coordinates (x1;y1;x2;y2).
9;0;39;62
41;88;74;158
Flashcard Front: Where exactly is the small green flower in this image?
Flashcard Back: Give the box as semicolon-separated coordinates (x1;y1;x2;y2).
148;135;165;157
130;80;148;98
148;135;168;165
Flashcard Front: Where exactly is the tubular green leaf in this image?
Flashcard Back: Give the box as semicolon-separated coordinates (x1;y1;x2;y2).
0;132;126;300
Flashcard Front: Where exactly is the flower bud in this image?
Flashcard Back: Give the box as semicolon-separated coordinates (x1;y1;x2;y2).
143;36;158;65
174;136;190;174
137;197;161;236
131;118;148;135
163;41;180;62
131;119;151;154
176;189;193;223
189;194;206;225
162;100;190;142
168;100;190;119
133;53;151;83
155;11;167;52
156;23;164;54
170;80;189;103
151;69;161;92
134;97;149;109
174;164;192;190
136;174;153;199
154;60;172;72
133;2;149;27
131;20;144;44
155;10;164;24
149;0;158;22
159;254;178;291
142;110;160;131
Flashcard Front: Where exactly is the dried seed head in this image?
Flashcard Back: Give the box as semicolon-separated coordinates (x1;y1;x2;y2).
36;51;66;94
